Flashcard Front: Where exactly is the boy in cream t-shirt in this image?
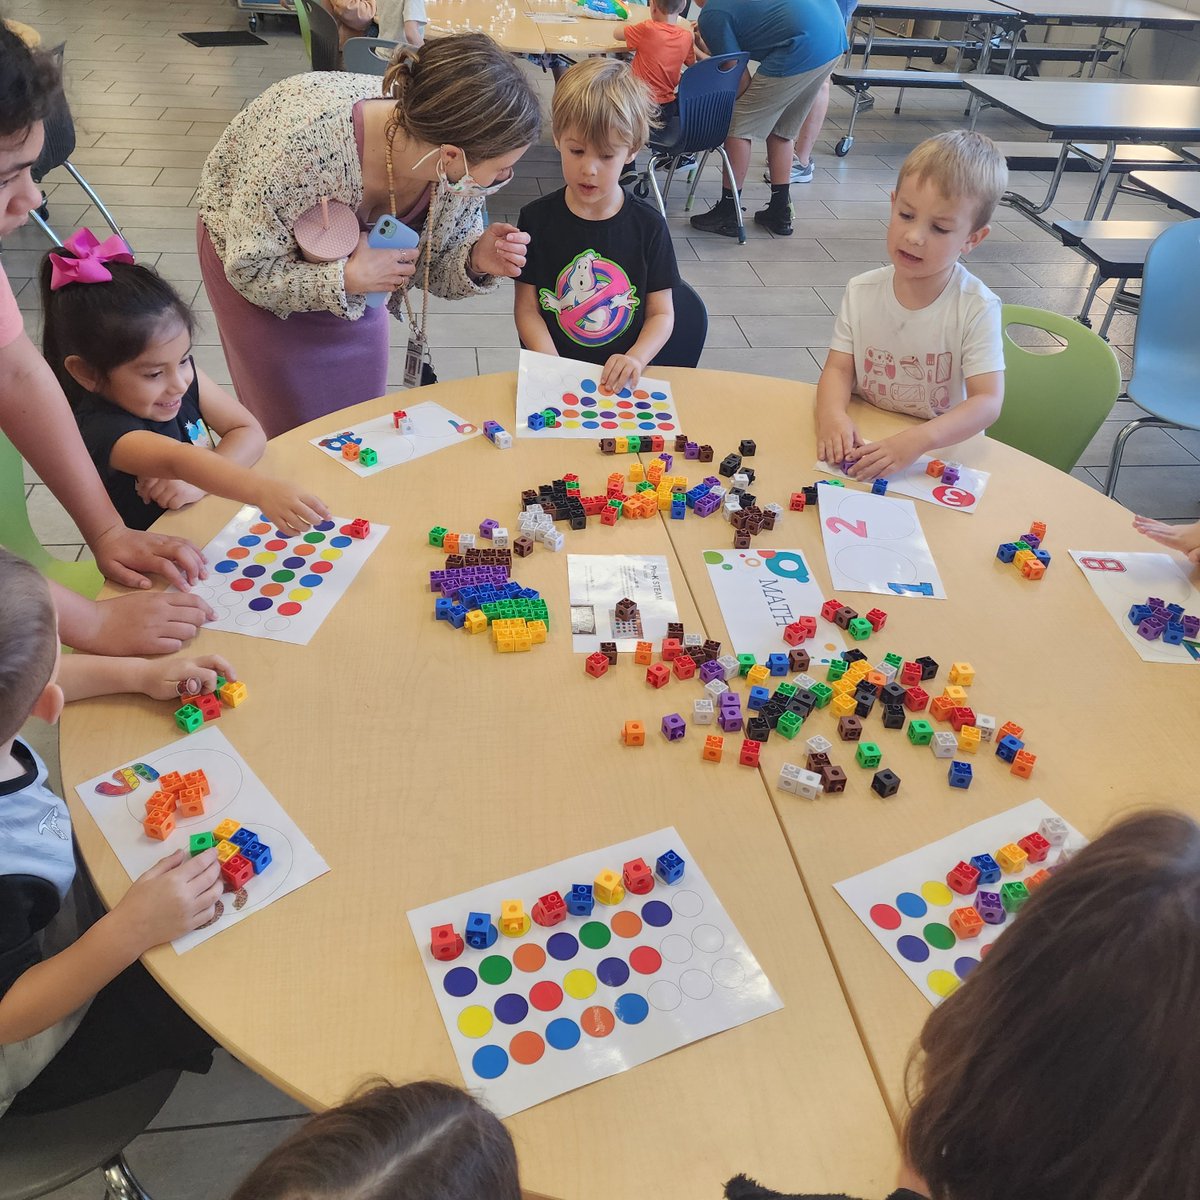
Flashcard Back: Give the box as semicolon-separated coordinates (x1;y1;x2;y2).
815;131;1009;481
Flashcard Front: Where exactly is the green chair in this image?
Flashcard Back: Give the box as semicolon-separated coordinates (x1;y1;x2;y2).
987;304;1122;473
0;431;103;597
289;0;312;61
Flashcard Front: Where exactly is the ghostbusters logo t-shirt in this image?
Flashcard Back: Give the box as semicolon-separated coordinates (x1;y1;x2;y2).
517;188;678;363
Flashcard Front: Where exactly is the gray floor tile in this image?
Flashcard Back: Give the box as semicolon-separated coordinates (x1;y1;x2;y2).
1077;420;1200;469
150;1050;309;1129
688;238;834;262
26;483;86;546
753;260;885;286
1108;465;1200;520
698;346;823;382
738;314;836;349
694;286;832;316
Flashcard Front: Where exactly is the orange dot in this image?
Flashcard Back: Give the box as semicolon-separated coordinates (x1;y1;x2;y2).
259;583;284;597
580;1006;615;1037
513;943;546;973
598;385;614;396
227;547;249;560
633;389;649;399
249;522;271;534
611;911;643;938
509;1030;545;1065
294;544;315;556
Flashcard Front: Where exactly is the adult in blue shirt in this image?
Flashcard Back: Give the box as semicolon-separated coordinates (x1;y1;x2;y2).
691;0;847;238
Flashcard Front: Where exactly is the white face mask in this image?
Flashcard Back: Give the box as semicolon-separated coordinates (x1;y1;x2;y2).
412;146;513;198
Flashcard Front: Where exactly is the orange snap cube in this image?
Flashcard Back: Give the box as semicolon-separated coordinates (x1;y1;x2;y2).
145;790;174;814
633;641;653;666
177;788;206;818
158;771;185;794
183;769;209;797
950;906;984;939
143;809;175;840
621;720;646;746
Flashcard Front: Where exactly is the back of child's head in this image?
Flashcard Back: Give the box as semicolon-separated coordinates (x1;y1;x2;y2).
38;240;195;407
552;57;656;155
903;808;1200;1200
227;1080;521;1200
0;22;61;142
0;548;58;746
896;130;1008;231
652;0;689;15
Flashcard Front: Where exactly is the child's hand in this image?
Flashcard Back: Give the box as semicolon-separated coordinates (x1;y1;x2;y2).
601;353;644;392
137;653;236;702
136;477;208;511
90;592;215;656
846;428;925;481
91;525;206;591
113;849;224;953
254;479;330;536
1132;516;1200;564
816;413;861;467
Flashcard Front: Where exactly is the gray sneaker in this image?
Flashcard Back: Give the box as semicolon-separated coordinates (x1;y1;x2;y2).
762;157;815;185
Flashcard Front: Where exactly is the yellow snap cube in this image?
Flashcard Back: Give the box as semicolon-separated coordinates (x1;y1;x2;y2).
594;868;625;905
216;840;240;863
942;685;968;705
213;818;240;841
948;662;975;686
219;680;247;708
527;620;547;644
499;900;530;936
995;843;1029;874
957;726;980;754
831;693;857;718
464;610;488;635
746;665;770;687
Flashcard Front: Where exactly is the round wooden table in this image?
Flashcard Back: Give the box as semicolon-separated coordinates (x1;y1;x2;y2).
62;372;903;1200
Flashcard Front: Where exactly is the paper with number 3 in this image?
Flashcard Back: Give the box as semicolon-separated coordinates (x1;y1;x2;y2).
817;487;947;599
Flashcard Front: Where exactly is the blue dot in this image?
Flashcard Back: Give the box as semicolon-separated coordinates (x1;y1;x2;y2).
641;900;672;927
634;401;651;410
443;967;477;997
494;993;529;1025
582;420;599;429
546;932;578;961
283;556;306;569
597;957;630;987
614;993;649;1025
546;1018;580;1050
955;956;980;980
896;892;928;918
241;564;266;578
580;378;597;394
617;387;632;398
897;935;930;963
237;535;261;548
248;597;273;611
638;421;656;430
330;536;352;548
471;1045;509;1079
315;519;335;531
214;560;238;574
299;574;323;587
650;391;667;400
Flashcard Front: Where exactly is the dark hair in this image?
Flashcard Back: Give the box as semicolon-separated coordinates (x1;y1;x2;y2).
0;548;58;744
228;1080;522;1200
382;33;541;163
39;251;195;407
0;22;61;141
903;808;1200;1200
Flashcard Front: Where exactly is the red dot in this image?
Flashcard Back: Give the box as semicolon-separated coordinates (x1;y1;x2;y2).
311;560;334;574
265;539;287;551
600;421;618;429
277;602;303;616
616;400;633;409
657;422;676;431
629;946;662;975
980;943;993;958
870;903;902;930
529;981;563;1011
230;578;255;592
227;547;249;560
509;1030;545;1065
562;392;579;405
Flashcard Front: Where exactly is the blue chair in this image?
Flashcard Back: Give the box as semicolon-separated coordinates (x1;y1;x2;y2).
1104;219;1200;497
653;279;709;369
344;35;396;74
636;53;751;245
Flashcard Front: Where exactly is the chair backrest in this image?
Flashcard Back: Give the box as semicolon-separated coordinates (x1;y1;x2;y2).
343;35;396;75
1127;218;1200;401
297;0;339;71
294;0;313;59
988;304;1122;473
653;278;709;369
0;431;102;597
32;45;76;183
671;53;751;155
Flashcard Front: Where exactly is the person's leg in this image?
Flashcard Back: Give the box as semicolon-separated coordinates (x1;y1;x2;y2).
793;77;830;169
765;134;798;183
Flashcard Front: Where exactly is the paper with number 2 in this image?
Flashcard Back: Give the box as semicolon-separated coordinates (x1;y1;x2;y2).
817;487;947;599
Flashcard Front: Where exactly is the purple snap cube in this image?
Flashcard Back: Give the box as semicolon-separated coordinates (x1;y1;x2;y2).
1138;617;1165;641
976;891;1006;925
661;713;686;741
699;659;724;684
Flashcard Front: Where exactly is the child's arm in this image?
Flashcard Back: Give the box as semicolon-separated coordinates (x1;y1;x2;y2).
109;432;329;536
814;349;861;465
0;850;222;1044
515;282;559;357
847;370;1003;481
602;288;674;391
58;651;235;703
51;582;214;656
1132;516;1200;564
613;23;628;40
0;331;204;590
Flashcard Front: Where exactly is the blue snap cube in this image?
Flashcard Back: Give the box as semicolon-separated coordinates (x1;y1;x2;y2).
465;911;497;949
996;733;1025;762
969;853;1001;885
948;761;973;789
871;477;889;495
527;411;545;431
656;849;686;884
565;884;595;917
747;685;771;711
230;827;257;848
766;653;789;677
243;840;272;874
996;542;1017;563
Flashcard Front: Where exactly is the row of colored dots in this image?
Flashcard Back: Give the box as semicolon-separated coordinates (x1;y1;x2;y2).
869;881;956;929
557;421;677;432
444;948;663;999
575;381;668;401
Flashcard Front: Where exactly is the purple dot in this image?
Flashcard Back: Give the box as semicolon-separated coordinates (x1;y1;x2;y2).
954;956;980;980
215;560;238;574
315;519;335;531
547;932;578;961
599;410;616;419
237;535;261;547
597;957;630;987
897;935;930;963
641;900;672;927
248;597;273;612
330;536;352;548
443;967;477;997
283;556;306;569
494;993;529;1024
634;401;651;409
241;564;266;578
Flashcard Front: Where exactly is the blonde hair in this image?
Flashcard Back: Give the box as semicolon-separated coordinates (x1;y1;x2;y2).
0;548;57;745
896;130;1009;230
382;33;541;162
552;57;656;155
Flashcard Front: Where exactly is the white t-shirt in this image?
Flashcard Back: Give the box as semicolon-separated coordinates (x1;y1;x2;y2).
375;0;427;43
829;263;1004;419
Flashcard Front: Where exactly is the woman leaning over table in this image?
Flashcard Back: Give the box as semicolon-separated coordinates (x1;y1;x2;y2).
196;33;541;438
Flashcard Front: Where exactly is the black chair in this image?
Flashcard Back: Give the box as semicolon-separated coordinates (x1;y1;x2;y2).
652;278;708;369
30;45;126;248
297;0;340;71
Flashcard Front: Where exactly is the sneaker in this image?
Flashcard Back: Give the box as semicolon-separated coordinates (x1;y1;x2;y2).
762;157;815;185
754;202;794;236
619;165;640;188
690;197;743;238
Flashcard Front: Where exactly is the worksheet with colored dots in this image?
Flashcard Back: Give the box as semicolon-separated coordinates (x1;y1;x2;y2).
835;799;1085;1005
179;505;389;645
515;349;681;439
407;828;782;1118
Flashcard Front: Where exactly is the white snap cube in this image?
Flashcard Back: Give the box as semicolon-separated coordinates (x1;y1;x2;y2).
543;530;564;552
704;678;729;699
976;713;997;742
458;533;475;550
795;769;823;800
931;731;958;758
717;654;740;681
794;673;818;691
732;472;749;488
492;527;509;548
806;734;832;754
693;698;714;725
1038;815;1070;846
876;663;897;684
493;431;512;449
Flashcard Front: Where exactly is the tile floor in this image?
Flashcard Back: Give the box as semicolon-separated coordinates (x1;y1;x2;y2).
4;1;1196;1193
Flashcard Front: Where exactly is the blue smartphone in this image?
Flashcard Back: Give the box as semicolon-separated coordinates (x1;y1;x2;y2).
366;214;420;309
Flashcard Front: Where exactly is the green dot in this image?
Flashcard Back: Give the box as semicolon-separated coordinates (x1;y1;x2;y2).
579;921;611;950
582;410;597;419
702;551;724;565
924;922;956;951
479;955;512;985
271;569;296;583
303;531;326;544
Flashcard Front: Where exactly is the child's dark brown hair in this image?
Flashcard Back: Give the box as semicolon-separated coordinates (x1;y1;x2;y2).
39;251;195;408
903;808;1200;1200
228;1080;522;1200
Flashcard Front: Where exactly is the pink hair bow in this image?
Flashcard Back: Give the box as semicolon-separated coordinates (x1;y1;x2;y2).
48;228;134;291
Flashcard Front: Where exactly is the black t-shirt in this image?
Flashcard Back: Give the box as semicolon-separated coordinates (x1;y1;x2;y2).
517;188;678;363
73;363;212;531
